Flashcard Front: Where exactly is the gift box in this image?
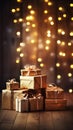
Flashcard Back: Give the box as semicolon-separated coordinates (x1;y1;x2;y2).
21;65;41;76
46;90;64;99
6;79;19;90
46;85;64;99
16;97;29;112
2;89;27;110
20;75;47;89
21;69;41;76
29;96;44;111
45;99;67;110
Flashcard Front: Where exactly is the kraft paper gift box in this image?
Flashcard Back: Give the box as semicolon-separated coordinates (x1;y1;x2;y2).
45;98;67;110
2;89;26;110
6;81;19;90
20;75;47;89
16;97;29;112
21;69;41;76
46;86;64;99
29;96;44;111
46;90;64;99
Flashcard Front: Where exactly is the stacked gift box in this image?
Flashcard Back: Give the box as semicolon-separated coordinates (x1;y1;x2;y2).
45;83;67;110
2;78;28;110
20;65;47;90
2;65;46;112
2;65;67;112
19;65;47;112
15;91;44;112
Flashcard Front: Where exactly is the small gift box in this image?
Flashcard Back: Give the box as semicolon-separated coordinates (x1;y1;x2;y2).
6;78;19;90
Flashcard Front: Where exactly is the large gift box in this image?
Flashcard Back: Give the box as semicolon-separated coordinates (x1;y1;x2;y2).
20;75;47;89
29;96;44;111
6;79;19;90
45;99;67;110
2;89;27;110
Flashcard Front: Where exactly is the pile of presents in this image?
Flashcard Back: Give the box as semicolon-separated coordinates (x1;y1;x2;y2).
2;65;67;112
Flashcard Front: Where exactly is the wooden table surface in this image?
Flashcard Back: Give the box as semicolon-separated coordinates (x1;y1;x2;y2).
0;92;73;130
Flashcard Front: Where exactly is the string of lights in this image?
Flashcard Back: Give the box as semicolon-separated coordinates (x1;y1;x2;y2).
1;0;73;91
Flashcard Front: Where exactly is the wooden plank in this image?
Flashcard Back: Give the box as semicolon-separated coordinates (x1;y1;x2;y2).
25;112;40;130
0;110;17;130
52;111;73;130
39;111;54;130
12;112;28;130
52;111;68;130
62;111;73;130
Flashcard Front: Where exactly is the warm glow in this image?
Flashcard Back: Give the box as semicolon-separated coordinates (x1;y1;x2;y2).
70;64;73;69
58;17;62;21
20;53;24;57
44;10;48;14
37;58;42;62
46;39;51;44
57;75;61;79
71;53;73;56
25;28;30;32
45;46;49;50
63;14;67;18
70;32;73;36
26;22;30;25
27;5;32;9
40;63;44;67
61;41;65;46
44;0;48;3
26;15;34;21
48;16;53;21
32;24;36;28
31;39;35;44
58;7;64;11
16;58;20;63
18;18;23;22
13;19;17;23
56;63;60;67
11;9;16;13
16;47;21;52
71;17;73;21
48;2;53;6
69;89;73;93
68;73;72;77
70;3;73;7
47;30;51;37
20;42;25;47
50;21;54;25
59;52;66;57
57;40;61;45
10;0;73;89
58;29;62;33
17;0;22;2
61;31;65;35
16;8;20;12
68;42;72;46
30;10;35;15
16;31;21;36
